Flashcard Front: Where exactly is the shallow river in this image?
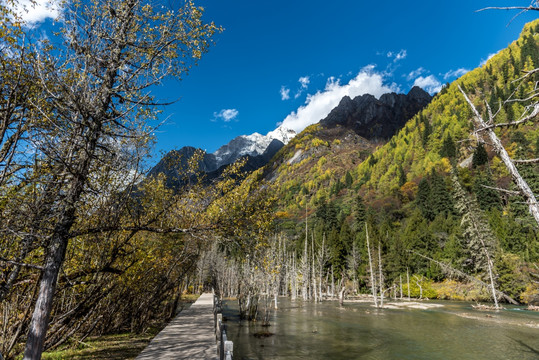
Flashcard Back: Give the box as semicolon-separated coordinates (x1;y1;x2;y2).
222;298;539;360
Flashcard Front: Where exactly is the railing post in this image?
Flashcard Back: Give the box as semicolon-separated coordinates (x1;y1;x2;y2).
214;294;233;359
225;340;233;360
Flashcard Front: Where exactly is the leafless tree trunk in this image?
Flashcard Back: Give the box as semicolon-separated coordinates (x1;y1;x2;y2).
414;275;423;299
312;234;317;303
366;224;378;308
459;85;539;226
302;208;309;301
378;242;384;308
400;275;403;300
407;268;411;301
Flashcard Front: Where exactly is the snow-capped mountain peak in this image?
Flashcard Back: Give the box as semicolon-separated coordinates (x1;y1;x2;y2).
212;126;296;168
266;125;296;144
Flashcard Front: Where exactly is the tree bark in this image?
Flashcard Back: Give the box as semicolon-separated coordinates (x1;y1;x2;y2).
459;86;539;226
24;225;71;359
366;224;377;308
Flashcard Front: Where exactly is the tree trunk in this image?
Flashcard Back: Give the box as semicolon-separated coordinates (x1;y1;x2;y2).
24;232;69;359
459;86;539;226
312;234;317;303
366;224;377;308
407;268;410;301
400;275;403;300
378;242;384;308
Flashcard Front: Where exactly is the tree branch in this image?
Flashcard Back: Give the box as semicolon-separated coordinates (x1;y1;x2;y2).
68;224;215;238
0;257;44;271
480;184;521;196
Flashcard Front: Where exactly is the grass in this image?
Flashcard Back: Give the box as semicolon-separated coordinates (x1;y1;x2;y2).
41;294;201;360
41;332;158;360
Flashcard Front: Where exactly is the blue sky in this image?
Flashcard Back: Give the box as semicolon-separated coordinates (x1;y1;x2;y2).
12;0;539;162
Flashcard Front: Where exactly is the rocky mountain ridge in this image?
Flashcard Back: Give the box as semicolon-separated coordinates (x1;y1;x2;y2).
320;86;431;139
150;87;432;188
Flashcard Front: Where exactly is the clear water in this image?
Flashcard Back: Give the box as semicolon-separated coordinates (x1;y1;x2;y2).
222;298;539;360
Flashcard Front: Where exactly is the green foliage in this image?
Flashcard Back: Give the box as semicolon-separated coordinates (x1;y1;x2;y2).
402;276;438;299
421;115;432;148
439;134;457;159
496;253;529;301
235;18;539;306
452;172;497;277
472;171;501;212
416;178;434;220
472;143;488;168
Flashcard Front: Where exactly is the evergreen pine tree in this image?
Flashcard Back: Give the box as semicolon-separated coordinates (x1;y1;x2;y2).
417;178;434;221
472;143;488;168
422;117;432;148
473;171;502;212
431;172;454;216
345;171;353;188
397;165;406;187
452;171;500;307
354;195;366;230
439;134;457;159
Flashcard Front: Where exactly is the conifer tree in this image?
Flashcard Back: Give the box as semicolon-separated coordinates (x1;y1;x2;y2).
422;117;432;148
354;195;367;230
345;171;353;188
452;172;499;308
417;178;434;220
397;165;406;187
473;171;502;212
439;134;457;159
472;143;489;168
431;172;454;216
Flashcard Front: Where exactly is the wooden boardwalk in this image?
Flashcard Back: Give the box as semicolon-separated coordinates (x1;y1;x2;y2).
136;293;216;360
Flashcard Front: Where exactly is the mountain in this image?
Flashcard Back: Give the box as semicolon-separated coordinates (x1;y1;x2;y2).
213;126;296;168
149;126;296;187
231;19;539;304
320;86;432;139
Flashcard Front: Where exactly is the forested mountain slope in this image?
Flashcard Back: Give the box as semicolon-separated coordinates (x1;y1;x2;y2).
240;19;539;304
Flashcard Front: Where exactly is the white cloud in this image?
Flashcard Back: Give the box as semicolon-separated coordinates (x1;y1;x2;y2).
295;76;311;99
443;68;469;80
406;67;426;81
213;109;239;122
480;51;498;66
413;75;442;94
280;86;290;100
280;66;398;133
10;0;60;24
394;49;407;61
298;76;310;88
387;49;407;62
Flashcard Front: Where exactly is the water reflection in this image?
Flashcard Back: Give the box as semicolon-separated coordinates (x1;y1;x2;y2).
223;298;539;360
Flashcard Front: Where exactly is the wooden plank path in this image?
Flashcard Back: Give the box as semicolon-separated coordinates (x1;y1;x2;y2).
136;293;216;360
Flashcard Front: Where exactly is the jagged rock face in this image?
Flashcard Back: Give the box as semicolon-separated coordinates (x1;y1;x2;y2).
320;86;432;139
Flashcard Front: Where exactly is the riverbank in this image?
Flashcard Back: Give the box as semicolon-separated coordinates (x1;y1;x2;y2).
41;294;200;360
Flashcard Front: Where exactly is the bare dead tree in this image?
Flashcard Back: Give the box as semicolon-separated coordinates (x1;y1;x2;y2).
460;4;539;227
365;224;378;307
459;86;539;226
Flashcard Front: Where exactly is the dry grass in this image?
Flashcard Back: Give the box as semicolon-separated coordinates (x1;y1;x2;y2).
41;294;200;360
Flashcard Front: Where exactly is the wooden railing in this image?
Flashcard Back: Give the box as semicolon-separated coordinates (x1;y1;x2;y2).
214;294;233;360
